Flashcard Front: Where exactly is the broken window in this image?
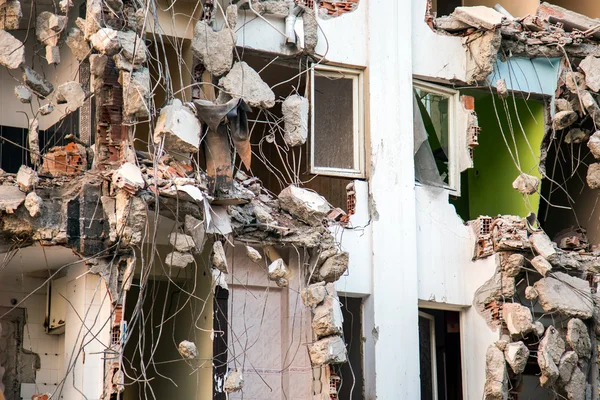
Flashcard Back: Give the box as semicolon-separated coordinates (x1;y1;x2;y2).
418;308;463;400
414;80;460;195
311;65;365;178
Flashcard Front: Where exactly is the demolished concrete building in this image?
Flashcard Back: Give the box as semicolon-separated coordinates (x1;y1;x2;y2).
10;0;600;399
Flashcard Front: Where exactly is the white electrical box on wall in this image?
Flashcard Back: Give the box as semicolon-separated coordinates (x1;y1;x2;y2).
46;277;67;334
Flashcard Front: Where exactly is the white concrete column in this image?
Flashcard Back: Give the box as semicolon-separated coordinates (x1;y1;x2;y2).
367;0;421;398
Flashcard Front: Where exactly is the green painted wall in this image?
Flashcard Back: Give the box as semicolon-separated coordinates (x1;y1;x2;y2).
468;94;545;219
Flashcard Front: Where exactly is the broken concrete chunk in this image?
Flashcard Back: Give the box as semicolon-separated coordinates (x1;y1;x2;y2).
529;231;556;259
60;0;73;13
566;318;591;359
312;291;343;338
534;272;594;319
552;110;578;131
502;302;533;338
484;344;507;400
0;1;22;30
66;27;90;61
525;286;538;300
502;253;525;277
587;163;600;189
169;233;195;253
90;54;108;76
533;321;545;337
555;98;572;112
55;81;86;113
24;192;42;217
245;246;262;263
504;341;529;374
14;85;31;103
541;325;565;365
89;27;119;55
301;282;327;308
579;55;600;92
267;258;289;287
211;241;228;274
308;335;347;366
177;340;198;359
558;351;578;383
121;68;150;118
45;45;60;64
218;61;276;108
564;367;586;400
435;15;471;32
282;95;309;147
112;162;145;193
538;326;563;388
587;131;600;158
319;252;349;282
501;273;515;297
16;165;38;192
564;128;588;144
0;30;24;69
580;91;600;126
154;99;201;154
192;20;236;77
512;173;539;195
531;255;552;277
184;214;206;253
278;185;330;226
0;186;25;213
36;12;67;47
465;29;501;84
23;66;54;98
38;104;54;116
453;6;504;30
223;369;244;393
566;72;585;93
29;118;39;167
118;30;147;65
496;78;508;99
165;251;194;268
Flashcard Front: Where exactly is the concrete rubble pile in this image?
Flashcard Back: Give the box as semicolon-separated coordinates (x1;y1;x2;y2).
471;215;599;400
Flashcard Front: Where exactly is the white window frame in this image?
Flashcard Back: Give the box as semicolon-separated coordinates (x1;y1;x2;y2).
419;311;438;400
413;79;461;196
310;64;365;179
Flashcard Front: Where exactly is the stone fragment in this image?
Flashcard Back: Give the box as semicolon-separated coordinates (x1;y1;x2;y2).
14;85;31;103
267;258;289;287
301;282;327;307
223;369;244;393
113;53;133;71
178;340;198;359
535;272;593;319
566;72;585;93
184;214;206;253
453;6;504;30
504;341;529;374
531;255;552;277
538;326;565;387
45;45;60;64
192;20;236;77
319;252;349;282
435;15;471;32
89;27;119;55
579;55;600;92
502;303;533;338
38;104;54;116
24;192;42;217
564;128;588;144
278;185;330;226
16;165;38;192
525;286;538;300
312;289;343;337
165;251;194;268
496;78;508;99
154;99;201;154
84;0;102;39
66;27;90;61
559;351;578;383
211;241;228;274
564;367;586;400
502;253;525;277
120;68;150;118
588;163;600;189
0;186;25;213
90;54;108;76
55;81;86;112
580;91;600;125
566;318;591;359
533;321;545;336
552;110;578;130
495;338;508;351
29;118;39;166
112;162;145;193
555;98;572;112
23;66;54;98
118;30;147;65
36;12;67;47
529;231;556;259
588;131;600;158
168;233;195;253
0;30;24;69
512;173;539;195
308;336;347;366
245;246;262;263
282;95;309;147
483;344;507;400
0;1;22;30
218;61;275;108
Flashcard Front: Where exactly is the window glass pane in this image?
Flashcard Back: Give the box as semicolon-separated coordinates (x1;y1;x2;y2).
314;73;354;170
414;88;450;185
